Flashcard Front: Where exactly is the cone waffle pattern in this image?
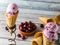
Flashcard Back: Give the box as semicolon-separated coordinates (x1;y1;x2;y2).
43;34;55;45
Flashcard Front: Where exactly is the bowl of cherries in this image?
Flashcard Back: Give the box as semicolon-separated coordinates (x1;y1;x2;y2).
19;21;37;36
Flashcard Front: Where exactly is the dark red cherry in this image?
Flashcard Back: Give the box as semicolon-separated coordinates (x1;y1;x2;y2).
5;26;8;31
22;35;26;40
21;22;24;25
40;24;44;28
26;30;29;32
22;30;26;32
19;26;23;30
17;34;21;37
25;21;28;25
23;25;26;28
28;28;31;30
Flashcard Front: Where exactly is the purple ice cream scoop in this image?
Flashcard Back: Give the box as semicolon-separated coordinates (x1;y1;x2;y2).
6;3;18;16
43;22;58;42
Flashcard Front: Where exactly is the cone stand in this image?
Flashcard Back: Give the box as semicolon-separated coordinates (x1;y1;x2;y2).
7;25;16;45
5;11;18;45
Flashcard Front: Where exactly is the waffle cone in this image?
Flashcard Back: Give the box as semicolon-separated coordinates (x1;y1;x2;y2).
32;32;43;45
32;37;42;45
38;16;56;24
5;11;18;27
43;34;55;45
55;14;60;25
34;32;42;38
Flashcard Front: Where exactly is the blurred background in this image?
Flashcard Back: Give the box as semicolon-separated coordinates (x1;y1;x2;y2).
0;0;60;23
0;0;60;15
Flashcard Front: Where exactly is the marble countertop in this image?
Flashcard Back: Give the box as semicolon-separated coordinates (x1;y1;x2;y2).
0;12;60;45
0;0;60;44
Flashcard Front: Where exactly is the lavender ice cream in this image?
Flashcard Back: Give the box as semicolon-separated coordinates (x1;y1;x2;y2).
6;3;18;16
43;22;58;42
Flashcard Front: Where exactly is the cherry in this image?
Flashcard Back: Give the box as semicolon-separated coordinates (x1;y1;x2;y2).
22;30;26;32
19;26;23;30
28;28;31;30
40;24;44;28
23;25;26;28
19;21;36;32
5;26;8;31
22;35;26;40
17;34;21;37
25;21;28;25
26;30;29;32
17;33;26;40
21;22;24;26
29;21;32;23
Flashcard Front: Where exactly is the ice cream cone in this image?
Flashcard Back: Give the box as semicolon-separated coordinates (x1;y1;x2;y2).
43;34;55;45
32;37;43;45
34;32;42;38
38;16;56;24
5;11;18;27
55;14;60;25
5;11;18;35
32;32;43;45
5;3;18;37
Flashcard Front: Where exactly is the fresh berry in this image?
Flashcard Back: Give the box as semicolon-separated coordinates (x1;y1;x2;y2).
17;34;21;37
5;26;8;30
29;21;31;23
28;24;31;27
19;21;36;32
26;30;29;32
22;35;26;40
32;27;35;30
22;30;26;32
25;21;28;25
17;33;26;40
40;24;44;28
29;21;32;24
28;28;31;30
23;25;26;28
19;26;23;30
21;22;24;25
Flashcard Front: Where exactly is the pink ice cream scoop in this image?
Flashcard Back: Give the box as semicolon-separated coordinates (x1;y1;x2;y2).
6;3;18;16
43;22;58;42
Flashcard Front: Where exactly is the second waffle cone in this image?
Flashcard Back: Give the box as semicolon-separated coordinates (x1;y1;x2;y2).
38;16;56;24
